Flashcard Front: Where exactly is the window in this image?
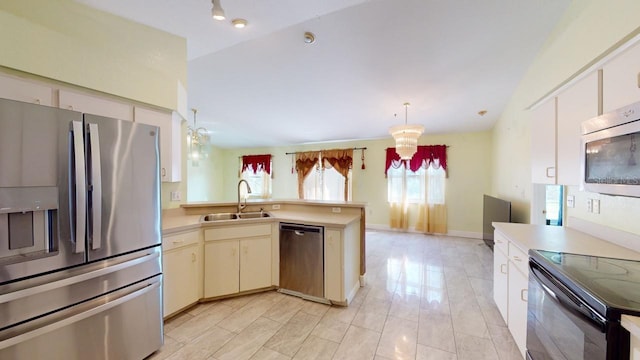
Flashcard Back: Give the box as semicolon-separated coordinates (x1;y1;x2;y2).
303;165;352;201
241;168;271;199
387;164;445;204
241;154;272;199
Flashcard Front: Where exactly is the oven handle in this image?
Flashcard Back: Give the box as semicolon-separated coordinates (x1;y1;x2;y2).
529;260;606;332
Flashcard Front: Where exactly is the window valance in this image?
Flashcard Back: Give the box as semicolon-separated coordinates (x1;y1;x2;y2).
385;145;447;177
242;154;272;174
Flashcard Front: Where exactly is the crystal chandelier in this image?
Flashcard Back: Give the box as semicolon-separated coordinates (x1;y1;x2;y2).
187;108;210;166
389;102;424;160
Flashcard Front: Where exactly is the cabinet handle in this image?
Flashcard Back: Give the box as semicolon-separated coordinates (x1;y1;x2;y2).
623;109;635;118
162;168;166;177
34;98;41;104
243;246;248;254
545;167;555;178
495;239;503;244
232;248;236;257
513;256;523;262
191;252;196;262
500;263;507;274
521;289;528;302
172;239;184;244
67;105;74;110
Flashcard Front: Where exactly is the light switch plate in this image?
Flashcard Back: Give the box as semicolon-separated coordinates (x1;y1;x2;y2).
587;199;593;213
566;195;575;208
332;207;342;213
271;204;281;210
170;191;181;201
592;199;600;214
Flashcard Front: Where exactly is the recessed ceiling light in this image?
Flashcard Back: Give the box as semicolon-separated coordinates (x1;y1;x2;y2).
232;19;247;28
304;32;315;44
478;110;488;116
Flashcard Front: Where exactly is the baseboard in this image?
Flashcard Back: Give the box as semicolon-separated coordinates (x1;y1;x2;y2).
365;224;482;239
567;216;640;253
346;280;360;305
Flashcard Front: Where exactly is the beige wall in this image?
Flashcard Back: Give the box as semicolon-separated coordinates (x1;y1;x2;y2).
191;130;492;236
492;0;640;233
0;0;187;111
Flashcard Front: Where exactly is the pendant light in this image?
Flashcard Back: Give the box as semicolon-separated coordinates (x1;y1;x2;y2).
211;0;225;20
389;102;424;160
187;109;210;167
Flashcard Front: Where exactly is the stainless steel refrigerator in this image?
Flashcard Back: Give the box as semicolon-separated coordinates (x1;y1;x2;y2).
0;98;163;358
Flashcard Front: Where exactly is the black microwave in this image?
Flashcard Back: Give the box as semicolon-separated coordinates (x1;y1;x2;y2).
581;101;640;197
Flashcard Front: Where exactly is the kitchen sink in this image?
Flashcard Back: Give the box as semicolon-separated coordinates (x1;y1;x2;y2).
200;211;271;222
237;212;271;219
201;213;238;221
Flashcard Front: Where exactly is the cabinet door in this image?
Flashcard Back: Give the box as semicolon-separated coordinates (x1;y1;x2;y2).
204;240;239;298
163;243;200;317
0;75;52;106
557;71;599;185
603;41;640;113
324;229;342;302
531;97;557;184
58;89;133;121
493;247;509;324
134;107;182;182
508;263;529;359
239;237;272;292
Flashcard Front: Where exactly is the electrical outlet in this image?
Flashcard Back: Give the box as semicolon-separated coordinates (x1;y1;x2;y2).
587;199;593;213
332;207;342;213
592;199;600;214
271;204;281;210
170;191;181;201
566;195;575;208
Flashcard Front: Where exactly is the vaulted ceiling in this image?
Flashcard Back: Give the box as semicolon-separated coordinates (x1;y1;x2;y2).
77;0;570;148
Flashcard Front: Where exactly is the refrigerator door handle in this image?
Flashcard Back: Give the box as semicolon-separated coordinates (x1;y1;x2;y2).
88;123;102;250
71;121;86;254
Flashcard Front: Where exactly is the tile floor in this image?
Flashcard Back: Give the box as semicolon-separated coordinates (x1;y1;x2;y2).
148;230;522;360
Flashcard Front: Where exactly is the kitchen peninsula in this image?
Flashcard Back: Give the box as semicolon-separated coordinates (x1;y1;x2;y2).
161;200;366;319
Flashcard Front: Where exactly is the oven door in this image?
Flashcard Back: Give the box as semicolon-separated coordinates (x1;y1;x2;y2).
526;259;609;360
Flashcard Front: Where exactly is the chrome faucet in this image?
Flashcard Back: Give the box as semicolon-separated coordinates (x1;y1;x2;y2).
237;179;252;213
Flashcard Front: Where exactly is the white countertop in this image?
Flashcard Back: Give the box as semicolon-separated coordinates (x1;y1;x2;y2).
162;209;360;235
492;222;640;261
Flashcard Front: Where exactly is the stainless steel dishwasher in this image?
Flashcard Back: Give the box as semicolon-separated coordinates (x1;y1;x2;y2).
279;223;327;303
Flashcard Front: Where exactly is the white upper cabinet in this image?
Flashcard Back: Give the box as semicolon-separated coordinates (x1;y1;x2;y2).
58;89;133;121
531;97;557;184
603;40;640;113
556;71;599;185
0;74;53;106
134;107;182;182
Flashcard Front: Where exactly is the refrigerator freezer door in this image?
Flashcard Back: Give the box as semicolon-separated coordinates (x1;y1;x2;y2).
84;114;161;262
0;98;85;284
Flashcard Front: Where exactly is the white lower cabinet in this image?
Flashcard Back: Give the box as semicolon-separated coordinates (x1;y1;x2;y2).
493;245;509;323
507;261;529;358
493;230;529;359
203;223;273;298
162;229;202;318
324;223;360;305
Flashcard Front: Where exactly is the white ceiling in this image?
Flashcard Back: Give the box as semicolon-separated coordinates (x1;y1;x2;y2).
76;0;570;148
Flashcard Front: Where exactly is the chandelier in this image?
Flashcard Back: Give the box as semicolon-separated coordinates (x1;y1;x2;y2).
187;108;210;166
389;102;424;160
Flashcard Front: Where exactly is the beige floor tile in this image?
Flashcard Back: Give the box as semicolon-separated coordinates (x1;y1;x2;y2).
167;303;235;343
455;333;499;360
451;310;491;339
322;304;359;324
376;315;419;359
163;311;194;333
263;294;306;323
299;299;331;317
213;317;282;360
292;335;339;360
147;334;184;360
417;312;457;353
165;326;234;360
217;293;283;333
487;324;523;360
416;344;458;360
352;308;388;332
249;347;291;360
332;325;381;360
263;311;321;356
310;315;350;343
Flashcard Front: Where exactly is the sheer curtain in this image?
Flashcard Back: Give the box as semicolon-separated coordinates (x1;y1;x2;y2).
322;149;353;201
295;151;319;199
386;145;447;233
415;163;447;234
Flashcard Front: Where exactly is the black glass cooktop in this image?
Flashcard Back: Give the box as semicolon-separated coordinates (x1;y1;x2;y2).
530;250;640;319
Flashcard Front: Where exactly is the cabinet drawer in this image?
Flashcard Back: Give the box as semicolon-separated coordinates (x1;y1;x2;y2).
204;223;271;241
163;230;200;251
509;242;529;276
494;231;509;255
